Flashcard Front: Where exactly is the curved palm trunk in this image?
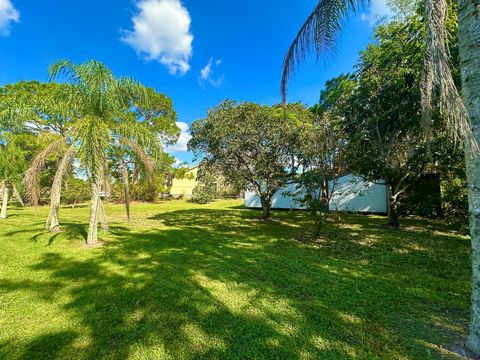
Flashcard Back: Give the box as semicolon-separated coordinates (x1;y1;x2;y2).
86;175;101;245
459;0;480;355
0;181;4;216
12;185;24;207
47;198;61;232
46;148;74;232
0;181;8;219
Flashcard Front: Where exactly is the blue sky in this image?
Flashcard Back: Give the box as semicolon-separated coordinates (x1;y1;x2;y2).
0;0;391;164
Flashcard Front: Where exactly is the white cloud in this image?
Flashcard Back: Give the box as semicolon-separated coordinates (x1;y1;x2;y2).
209;74;225;87
0;0;19;36
166;121;192;153
360;0;393;26
122;0;193;75
199;57;224;87
200;58;212;80
173;158;184;167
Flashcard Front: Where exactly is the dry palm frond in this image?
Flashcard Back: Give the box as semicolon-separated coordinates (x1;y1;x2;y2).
12;184;24;207
115;120;162;150
25;137;66;206
422;0;478;152
98;198;109;233
46;146;75;231
281;0;369;102
121;137;155;183
102;162;112;201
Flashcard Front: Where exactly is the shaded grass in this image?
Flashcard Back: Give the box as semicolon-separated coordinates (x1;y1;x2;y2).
0;199;471;359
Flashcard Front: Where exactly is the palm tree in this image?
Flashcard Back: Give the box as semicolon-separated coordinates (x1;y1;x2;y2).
0;179;24;219
20;60;176;245
0;134;26;219
281;0;480;354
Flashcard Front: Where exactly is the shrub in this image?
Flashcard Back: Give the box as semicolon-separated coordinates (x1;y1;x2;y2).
441;173;468;231
191;173;217;204
62;177;91;205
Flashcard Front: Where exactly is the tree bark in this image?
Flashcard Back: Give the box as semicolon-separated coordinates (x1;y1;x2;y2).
47;203;61;232
46;149;74;232
0;181;8;219
103;163;111;202
86;175;101;245
460;0;480;355
121;163;131;223
12;185;24;207
386;183;400;228
311;179;330;237
260;196;272;220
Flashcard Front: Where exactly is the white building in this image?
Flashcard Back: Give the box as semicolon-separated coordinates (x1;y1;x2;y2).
244;173;388;214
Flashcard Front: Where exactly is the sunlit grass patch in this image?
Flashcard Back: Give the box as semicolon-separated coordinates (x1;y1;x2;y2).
0;199;471;359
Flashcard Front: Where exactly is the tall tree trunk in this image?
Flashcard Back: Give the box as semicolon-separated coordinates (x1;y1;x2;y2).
0;181;4;218
47;202;61;232
86;175;101;245
121;163;131;223
31;187;39;207
386;183;400;228
0;181;8;219
98;198;109;233
260;196;272;220
459;0;480;354
46;149;74;232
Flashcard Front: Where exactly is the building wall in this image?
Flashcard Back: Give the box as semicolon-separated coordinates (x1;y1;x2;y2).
244;183;306;209
244;174;388;214
329;174;387;213
170;167;198;197
169;166;242;198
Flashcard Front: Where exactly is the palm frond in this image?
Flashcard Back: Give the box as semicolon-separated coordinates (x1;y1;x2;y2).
12;184;24;207
24;137;66;206
115;117;163;151
121;137;155;182
98;198;109;233
422;0;478;152
281;0;369;102
50;60;131;119
117;76;149;105
103;162;112;201
49;59;79;84
73;115;111;178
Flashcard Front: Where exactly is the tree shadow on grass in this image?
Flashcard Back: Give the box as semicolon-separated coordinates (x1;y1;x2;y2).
4;221;131;246
2;222;88;245
21;331;77;360
0;332;77;360
1;208;471;359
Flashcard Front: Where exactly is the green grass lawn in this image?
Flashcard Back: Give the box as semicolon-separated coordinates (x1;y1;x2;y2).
0;199;471;359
